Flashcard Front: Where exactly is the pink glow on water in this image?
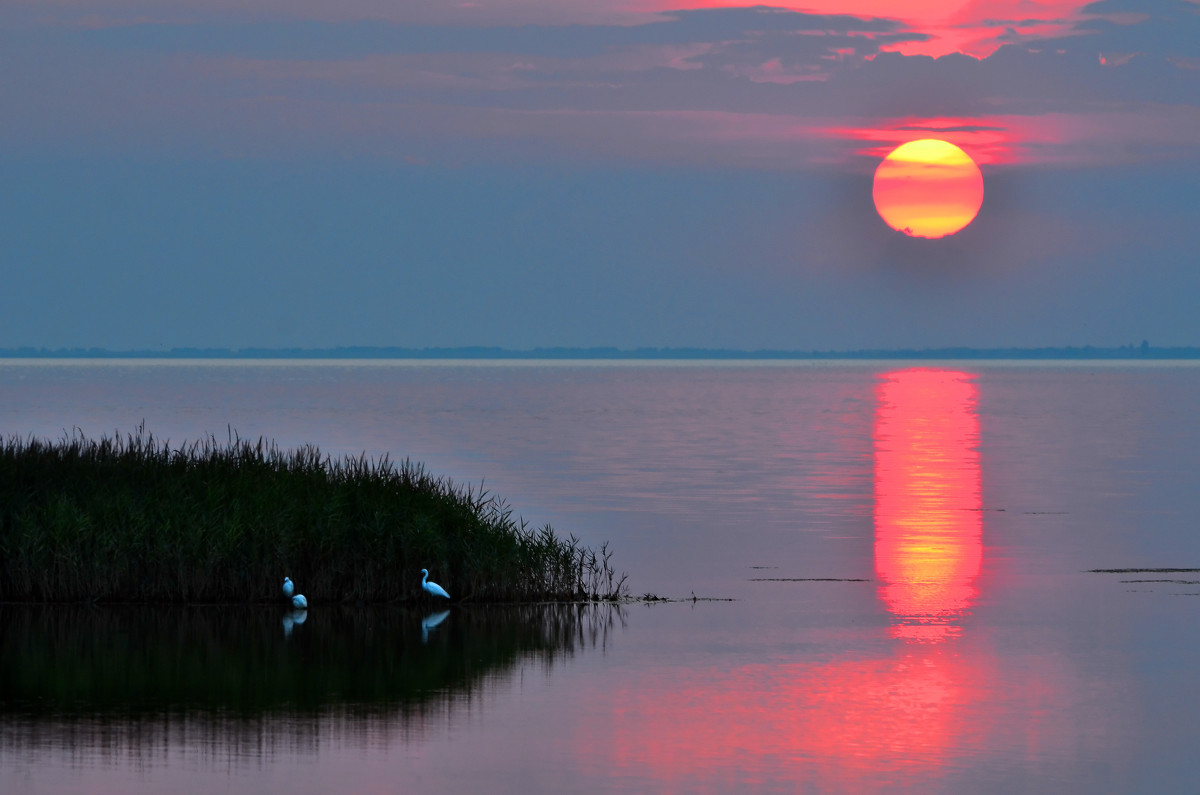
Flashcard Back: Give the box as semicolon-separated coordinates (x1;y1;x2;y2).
875;369;982;641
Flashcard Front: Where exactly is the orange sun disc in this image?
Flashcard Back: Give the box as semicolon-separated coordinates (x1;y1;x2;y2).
872;139;984;239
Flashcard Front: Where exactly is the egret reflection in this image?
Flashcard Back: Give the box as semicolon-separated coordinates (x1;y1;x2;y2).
421;610;450;644
281;608;308;638
874;368;982;642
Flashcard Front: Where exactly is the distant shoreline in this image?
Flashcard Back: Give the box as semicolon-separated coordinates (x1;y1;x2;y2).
1;344;1198;361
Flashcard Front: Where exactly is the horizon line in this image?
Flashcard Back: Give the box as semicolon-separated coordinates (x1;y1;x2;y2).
1;343;1197;361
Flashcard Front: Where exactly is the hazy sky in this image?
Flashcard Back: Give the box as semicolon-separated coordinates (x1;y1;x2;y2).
2;0;1199;350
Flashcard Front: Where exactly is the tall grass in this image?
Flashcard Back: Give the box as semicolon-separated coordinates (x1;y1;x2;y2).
0;427;627;603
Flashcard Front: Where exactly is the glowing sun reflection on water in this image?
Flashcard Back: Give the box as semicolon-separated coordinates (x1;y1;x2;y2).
874;368;982;642
596;368;1000;784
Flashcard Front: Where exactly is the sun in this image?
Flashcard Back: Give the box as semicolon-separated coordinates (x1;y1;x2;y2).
872;139;984;239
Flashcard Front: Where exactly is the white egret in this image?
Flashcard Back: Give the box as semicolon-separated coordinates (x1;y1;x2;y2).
421;610;450;644
282;577;294;598
421;569;450;599
292;593;308;609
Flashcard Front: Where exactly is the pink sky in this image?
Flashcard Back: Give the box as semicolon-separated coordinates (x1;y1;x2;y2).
6;0;1199;169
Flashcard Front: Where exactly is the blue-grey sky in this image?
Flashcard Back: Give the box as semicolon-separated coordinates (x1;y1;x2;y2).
2;0;1199;350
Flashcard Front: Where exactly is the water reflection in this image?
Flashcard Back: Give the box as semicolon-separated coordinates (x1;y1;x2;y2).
590;368;1001;785
281;607;308;638
0;603;619;752
421;610;451;644
874;368;982;641
0;363;1176;788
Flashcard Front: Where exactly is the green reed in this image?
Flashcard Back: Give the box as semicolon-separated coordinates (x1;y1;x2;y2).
0;427;627;603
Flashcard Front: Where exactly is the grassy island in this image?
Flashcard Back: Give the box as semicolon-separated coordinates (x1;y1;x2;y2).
0;428;626;603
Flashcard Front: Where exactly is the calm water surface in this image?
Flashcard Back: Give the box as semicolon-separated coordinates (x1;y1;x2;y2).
2;360;1199;792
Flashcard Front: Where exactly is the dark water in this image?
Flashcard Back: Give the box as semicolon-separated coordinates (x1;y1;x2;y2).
2;360;1199;791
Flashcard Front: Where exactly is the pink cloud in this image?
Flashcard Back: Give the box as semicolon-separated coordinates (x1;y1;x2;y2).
639;0;1088;57
825;108;1200;168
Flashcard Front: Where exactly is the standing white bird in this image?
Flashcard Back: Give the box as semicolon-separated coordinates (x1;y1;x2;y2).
421;569;450;599
292;593;308;609
282;577;294;598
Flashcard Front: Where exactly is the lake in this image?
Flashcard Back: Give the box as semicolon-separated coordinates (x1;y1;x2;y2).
2;360;1199;792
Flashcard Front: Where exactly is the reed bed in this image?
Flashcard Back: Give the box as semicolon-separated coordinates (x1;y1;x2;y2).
0;427;626;603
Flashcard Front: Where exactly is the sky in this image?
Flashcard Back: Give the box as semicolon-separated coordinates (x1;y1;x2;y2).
2;0;1199;351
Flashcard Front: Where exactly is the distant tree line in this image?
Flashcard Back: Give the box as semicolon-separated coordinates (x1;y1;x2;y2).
1;343;1198;360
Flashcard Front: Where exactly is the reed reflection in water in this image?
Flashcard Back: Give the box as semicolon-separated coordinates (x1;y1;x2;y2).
0;603;621;757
